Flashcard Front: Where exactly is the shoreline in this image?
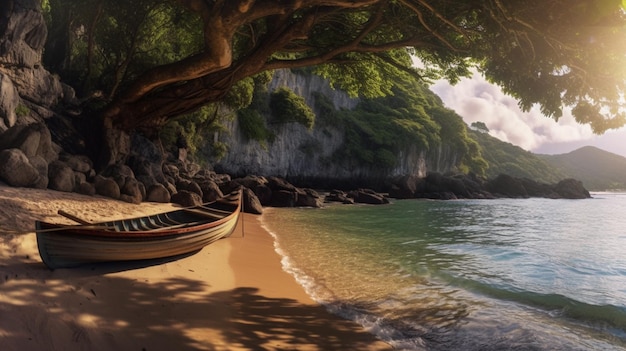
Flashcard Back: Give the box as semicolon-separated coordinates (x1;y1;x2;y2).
0;185;391;350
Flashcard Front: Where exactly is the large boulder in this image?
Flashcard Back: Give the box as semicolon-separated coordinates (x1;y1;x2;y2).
171;190;202;207
554;178;591;199
0;122;58;162
270;190;297;207
0;148;39;186
296;188;324;208
47;160;75;192
348;188;390;205
198;180;223;203
94;175;121;200
267;176;298;192
121;177;144;204
242;187;263;214
176;179;203;198
146;183;171;203
389;174;421;199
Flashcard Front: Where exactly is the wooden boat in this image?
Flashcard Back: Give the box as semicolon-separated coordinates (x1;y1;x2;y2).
36;189;243;269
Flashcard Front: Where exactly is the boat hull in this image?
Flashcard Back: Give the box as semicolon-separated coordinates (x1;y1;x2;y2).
36;190;242;269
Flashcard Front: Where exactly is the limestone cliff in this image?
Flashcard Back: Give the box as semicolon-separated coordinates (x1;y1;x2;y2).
213;69;461;186
0;0;73;132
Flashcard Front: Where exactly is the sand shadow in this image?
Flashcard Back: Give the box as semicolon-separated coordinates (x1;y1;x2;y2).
0;263;387;350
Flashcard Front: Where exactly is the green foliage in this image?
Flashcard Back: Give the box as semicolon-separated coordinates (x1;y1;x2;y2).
269;88;315;129
539;146;626;191
237;108;273;147
427;106;487;176
209;141;229;160
312;92;337;124
223;72;274;110
471;121;489;133
15;104;30;117
330;84;424;168
160;104;232;162
44;0;203;97
43;1;626;135
325;74;487;174
468;129;565;183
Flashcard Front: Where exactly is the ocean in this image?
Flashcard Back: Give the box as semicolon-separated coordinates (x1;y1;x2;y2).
261;193;626;350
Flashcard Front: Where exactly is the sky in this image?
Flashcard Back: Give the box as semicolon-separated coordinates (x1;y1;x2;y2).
429;71;626;158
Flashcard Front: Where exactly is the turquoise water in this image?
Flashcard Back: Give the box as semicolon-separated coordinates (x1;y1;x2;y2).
261;193;626;350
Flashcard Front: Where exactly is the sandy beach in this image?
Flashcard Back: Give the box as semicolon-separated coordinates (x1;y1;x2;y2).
0;185;391;350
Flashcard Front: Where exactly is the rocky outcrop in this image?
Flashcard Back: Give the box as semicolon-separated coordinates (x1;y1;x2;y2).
212;69;460;187
0;0;70;132
388;172;591;200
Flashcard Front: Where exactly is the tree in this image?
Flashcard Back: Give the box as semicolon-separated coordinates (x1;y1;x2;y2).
45;1;626;141
471;121;489;133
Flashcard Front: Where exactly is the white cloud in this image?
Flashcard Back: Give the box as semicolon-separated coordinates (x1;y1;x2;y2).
429;71;626;155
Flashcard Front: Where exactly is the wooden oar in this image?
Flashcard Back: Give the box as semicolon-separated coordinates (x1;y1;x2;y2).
58;210;92;225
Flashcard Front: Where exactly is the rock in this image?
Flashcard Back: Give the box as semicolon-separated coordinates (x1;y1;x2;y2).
267;176;298;192
171;190;202;207
0;148;39;187
520;178;558;198
146;184;171;203
253;184;273;206
61;154;92;173
94;175;120;200
198;180;223;203
0;0;64;107
176;179;203;198
101;163;134;180
162;163;179;180
185;162;201;178
389;174;421;199
165;181;178;196
73;171;87;185
349;189;389;205
296;188;323;207
487;174;529;198
0;73;19;131
127;133;165;184
243;187;263;214
76;182;96;196
137;174;158;189
270;190;297;207
443;176;470;198
28;154;48;189
121;177;143;204
325;190;355;204
234;175;268;191
47;160;75;192
0;122;57;161
554;178;590;199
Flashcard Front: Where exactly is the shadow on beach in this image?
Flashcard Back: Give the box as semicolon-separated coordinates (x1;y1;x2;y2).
0;253;390;351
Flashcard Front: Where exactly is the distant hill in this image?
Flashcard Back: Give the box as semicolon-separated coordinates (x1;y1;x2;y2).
538;146;626;191
468;129;566;184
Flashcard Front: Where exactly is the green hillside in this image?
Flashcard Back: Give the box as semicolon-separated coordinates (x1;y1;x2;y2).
468;129;566;184
538;146;626;191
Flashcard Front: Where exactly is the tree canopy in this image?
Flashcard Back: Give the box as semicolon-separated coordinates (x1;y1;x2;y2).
44;0;626;134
